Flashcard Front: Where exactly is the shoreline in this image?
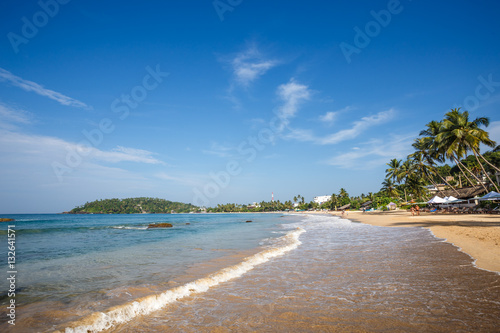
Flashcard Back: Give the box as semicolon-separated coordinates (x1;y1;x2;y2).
327;210;500;273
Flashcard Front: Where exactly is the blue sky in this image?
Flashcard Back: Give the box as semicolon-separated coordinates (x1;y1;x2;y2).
1;0;500;213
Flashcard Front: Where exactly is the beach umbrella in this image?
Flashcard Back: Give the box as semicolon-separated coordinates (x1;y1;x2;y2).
427;196;446;204
477;191;500;201
444;195;459;203
386;202;397;210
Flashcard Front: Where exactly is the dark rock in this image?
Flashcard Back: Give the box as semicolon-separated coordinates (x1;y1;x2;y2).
246;220;253;223
186;223;190;225
148;223;173;229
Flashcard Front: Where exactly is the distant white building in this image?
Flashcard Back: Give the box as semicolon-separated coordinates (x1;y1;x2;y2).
247;202;260;209
314;195;331;205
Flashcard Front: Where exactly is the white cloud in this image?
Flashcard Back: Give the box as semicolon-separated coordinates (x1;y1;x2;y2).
276;79;311;128
283;109;396;146
318;109;395;145
0;68;91;110
318;106;353;124
283;127;317;142
319;111;337;123
231;45;277;87
325;133;416;169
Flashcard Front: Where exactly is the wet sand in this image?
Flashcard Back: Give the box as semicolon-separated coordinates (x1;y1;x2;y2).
337;210;500;273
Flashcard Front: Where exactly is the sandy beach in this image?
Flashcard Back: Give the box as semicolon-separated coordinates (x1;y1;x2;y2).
331;210;500;273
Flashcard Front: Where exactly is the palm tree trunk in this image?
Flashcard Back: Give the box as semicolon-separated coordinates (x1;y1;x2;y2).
471;149;499;192
474;147;500;173
429;164;460;195
437;173;460;195
454;155;488;192
424;171;446;197
453;156;475;187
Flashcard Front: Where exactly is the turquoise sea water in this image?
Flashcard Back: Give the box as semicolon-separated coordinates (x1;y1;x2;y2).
0;213;301;331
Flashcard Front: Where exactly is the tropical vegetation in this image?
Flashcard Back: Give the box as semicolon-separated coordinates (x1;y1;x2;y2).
381;108;499;203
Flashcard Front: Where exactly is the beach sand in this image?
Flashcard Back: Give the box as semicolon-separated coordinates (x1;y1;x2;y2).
334;210;500;273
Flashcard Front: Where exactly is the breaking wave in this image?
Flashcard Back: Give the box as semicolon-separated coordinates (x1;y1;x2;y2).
61;227;305;333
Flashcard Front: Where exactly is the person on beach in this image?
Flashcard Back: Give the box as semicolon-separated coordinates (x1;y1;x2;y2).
415;205;420;216
410;206;415;216
341;210;345;216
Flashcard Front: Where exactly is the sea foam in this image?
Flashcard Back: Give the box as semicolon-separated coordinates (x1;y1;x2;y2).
61;227;305;333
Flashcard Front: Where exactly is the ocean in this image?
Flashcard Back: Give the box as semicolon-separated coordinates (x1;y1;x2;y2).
1;213;499;332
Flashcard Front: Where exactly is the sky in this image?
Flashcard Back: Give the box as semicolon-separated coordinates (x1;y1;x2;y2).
1;0;500;213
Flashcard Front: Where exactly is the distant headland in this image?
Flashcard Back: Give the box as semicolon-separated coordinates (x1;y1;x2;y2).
63;197;198;214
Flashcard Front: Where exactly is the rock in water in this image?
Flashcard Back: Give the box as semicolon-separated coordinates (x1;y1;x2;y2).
148;223;173;228
246;220;252;223
0;218;14;222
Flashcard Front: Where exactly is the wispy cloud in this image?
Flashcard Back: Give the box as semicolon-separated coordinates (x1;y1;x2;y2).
319;106;353;124
230;44;277;87
325;133;416;169
0;130;163;165
318;109;395;144
276;79;311;129
284;109;395;145
319;111;337;123
202;141;235;158
0;103;33;129
0;68;91;110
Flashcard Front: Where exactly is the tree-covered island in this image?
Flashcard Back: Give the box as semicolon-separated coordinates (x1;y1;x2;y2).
65;197;198;214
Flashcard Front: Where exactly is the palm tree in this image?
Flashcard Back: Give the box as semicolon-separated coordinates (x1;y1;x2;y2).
439;108;497;192
381;178;399;198
410;138;455;196
406;175;427;201
385;159;402;183
420;118;478;190
392;157;416;202
338;188;350;206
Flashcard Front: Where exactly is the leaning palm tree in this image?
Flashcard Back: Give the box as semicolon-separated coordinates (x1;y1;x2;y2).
409;149;444;197
411;137;459;195
421;118;481;190
439;108;498;192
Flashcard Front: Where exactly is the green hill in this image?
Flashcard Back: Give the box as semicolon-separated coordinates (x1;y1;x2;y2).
67;197;198;214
